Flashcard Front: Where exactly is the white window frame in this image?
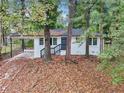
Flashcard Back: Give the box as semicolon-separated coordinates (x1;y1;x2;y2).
89;38;97;46
52;38;57;45
39;38;44;45
93;38;97;45
50;37;57;45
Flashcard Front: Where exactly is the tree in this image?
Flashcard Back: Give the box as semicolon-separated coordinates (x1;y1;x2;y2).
0;1;2;59
85;0;97;57
66;0;76;60
0;0;9;59
98;0;124;84
73;0;98;57
99;0;104;52
31;0;60;62
20;0;26;51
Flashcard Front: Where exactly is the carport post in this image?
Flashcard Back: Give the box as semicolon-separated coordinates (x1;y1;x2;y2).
21;39;25;51
10;37;12;58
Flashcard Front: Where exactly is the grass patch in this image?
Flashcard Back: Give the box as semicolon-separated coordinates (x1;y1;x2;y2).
2;44;21;54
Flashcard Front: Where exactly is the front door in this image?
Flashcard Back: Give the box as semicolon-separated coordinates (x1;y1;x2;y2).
61;37;67;50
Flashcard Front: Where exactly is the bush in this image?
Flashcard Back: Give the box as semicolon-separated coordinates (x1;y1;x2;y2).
26;40;33;48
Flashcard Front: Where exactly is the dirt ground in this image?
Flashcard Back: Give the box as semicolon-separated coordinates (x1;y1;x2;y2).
0;56;124;93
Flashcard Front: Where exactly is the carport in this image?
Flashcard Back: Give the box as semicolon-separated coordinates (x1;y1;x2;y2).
9;32;34;58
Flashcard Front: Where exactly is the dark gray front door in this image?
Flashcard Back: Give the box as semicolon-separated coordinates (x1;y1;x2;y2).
61;37;67;50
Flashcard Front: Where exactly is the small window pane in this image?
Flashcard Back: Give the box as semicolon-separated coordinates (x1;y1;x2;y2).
88;38;92;45
93;38;97;45
50;38;52;45
53;38;57;45
76;37;79;41
39;38;44;45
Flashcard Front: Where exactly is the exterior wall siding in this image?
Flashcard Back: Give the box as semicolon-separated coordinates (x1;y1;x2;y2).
71;37;86;55
34;37;61;58
89;37;100;55
34;38;44;58
34;36;101;58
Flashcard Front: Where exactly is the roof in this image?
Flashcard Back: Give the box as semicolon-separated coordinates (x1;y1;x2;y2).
9;29;83;38
63;29;83;36
9;29;100;39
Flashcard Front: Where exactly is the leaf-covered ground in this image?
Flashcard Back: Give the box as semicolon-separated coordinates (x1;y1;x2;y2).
0;56;124;93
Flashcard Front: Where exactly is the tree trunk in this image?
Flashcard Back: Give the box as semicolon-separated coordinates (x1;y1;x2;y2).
20;0;25;51
85;36;89;56
21;0;25;28
44;25;52;62
99;0;104;53
66;19;72;60
0;20;2;59
0;0;4;60
65;0;75;60
85;9;90;57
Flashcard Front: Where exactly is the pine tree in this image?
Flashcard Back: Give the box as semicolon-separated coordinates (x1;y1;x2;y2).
73;0;98;57
31;0;59;62
98;0;124;84
66;0;76;60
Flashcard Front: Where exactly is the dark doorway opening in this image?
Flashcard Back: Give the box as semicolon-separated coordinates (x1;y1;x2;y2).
61;37;67;50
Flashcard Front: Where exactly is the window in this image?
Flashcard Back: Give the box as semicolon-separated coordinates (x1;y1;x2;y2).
50;38;52;45
76;37;79;41
93;38;97;45
53;38;57;45
40;38;57;45
88;38;97;45
50;38;57;45
76;36;80;43
39;38;44;45
89;38;92;45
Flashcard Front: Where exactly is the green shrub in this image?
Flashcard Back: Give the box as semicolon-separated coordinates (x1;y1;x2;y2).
110;64;124;84
26;40;33;48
